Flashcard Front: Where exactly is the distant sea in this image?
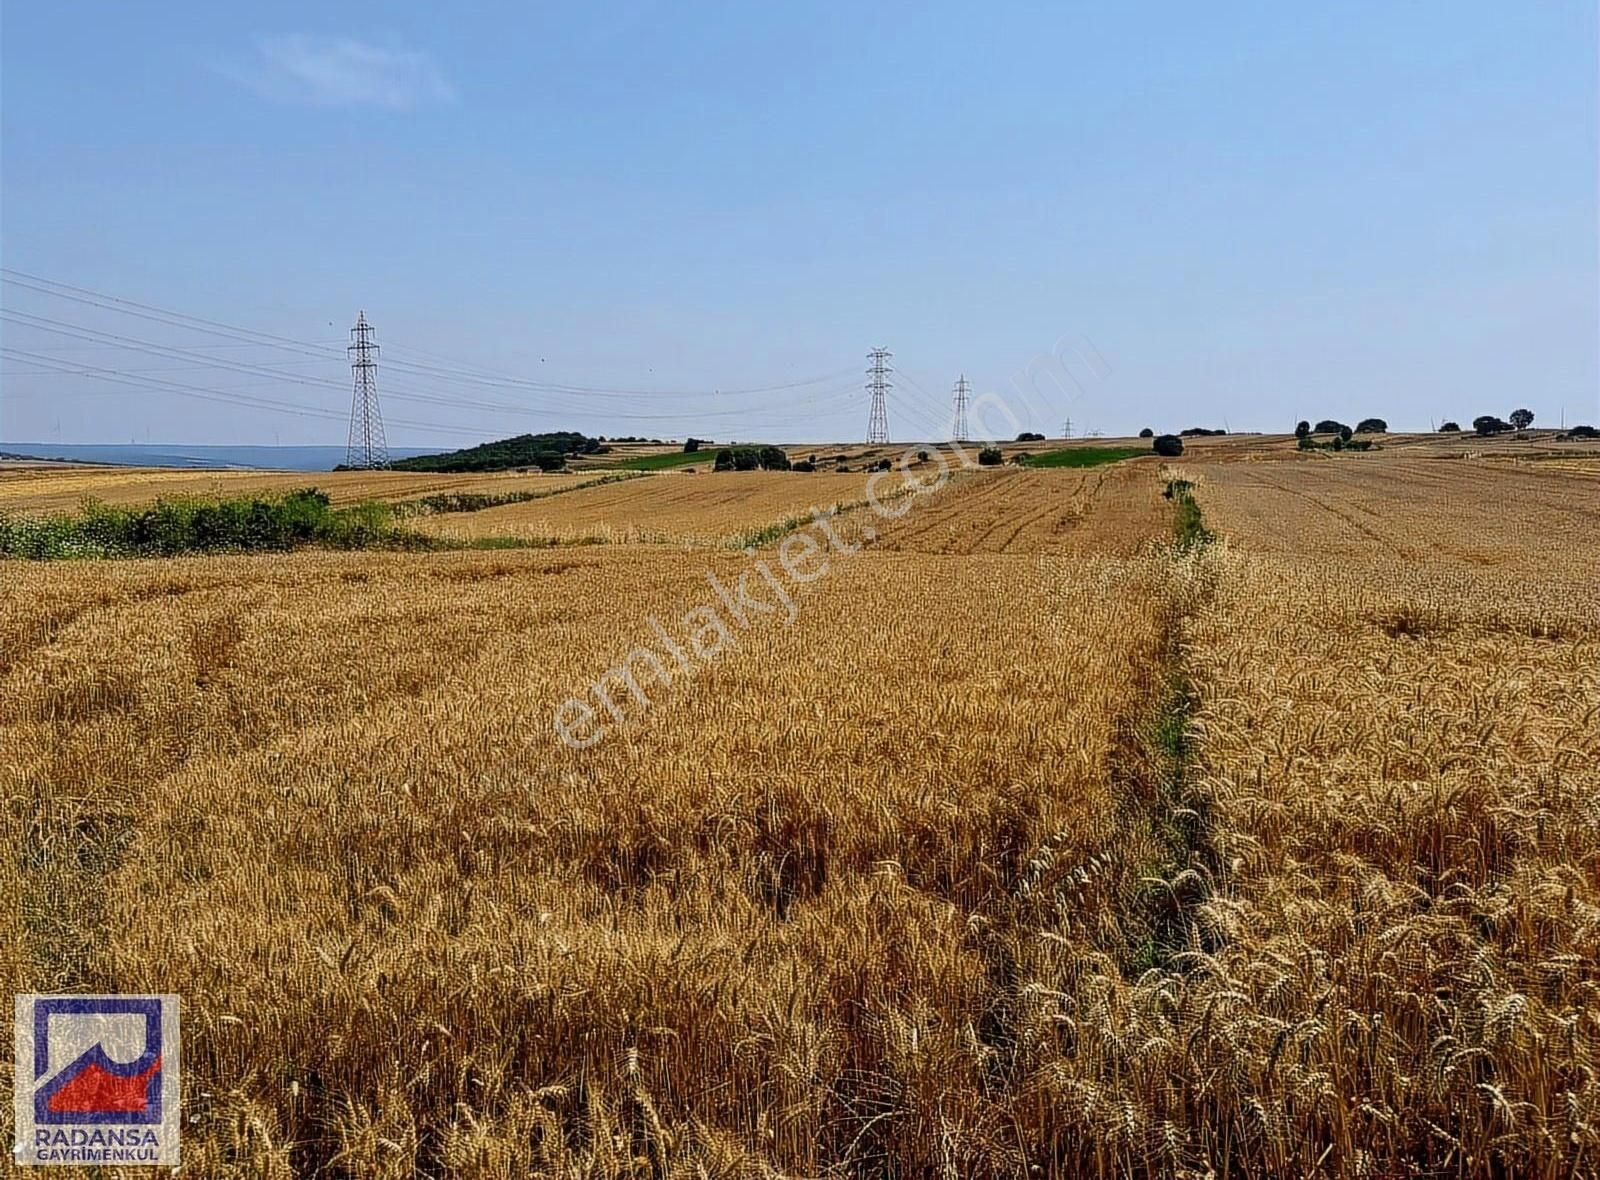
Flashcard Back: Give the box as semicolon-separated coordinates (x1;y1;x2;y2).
0;444;442;472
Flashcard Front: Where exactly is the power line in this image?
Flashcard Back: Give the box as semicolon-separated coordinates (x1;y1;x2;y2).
0;270;343;359
378;346;860;402
1;268;856;402
886;365;969;442
0;268;929;440
0;347;485;437
0;306;863;425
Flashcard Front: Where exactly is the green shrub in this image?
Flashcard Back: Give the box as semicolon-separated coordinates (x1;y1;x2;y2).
1153;434;1184;457
713;445;788;472
390;431;601;473
977;447;1003;466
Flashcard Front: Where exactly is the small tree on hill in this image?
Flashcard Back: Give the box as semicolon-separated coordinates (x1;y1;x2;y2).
1138;427;1154;438
1509;408;1534;430
1294;420;1310;439
1153;434;1184;457
1355;418;1387;434
977;447;1003;466
1473;415;1512;436
1313;419;1346;435
683;438;704;453
1439;421;1460;432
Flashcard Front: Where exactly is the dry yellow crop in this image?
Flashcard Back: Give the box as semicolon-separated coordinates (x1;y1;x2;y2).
0;464;608;513
408;470;872;546
2;446;1594;1177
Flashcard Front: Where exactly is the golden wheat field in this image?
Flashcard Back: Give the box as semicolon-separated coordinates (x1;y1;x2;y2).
0;464;612;513
2;445;1597;1178
408;471;872;546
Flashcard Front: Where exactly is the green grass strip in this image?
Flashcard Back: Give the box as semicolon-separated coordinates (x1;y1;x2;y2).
1022;446;1146;468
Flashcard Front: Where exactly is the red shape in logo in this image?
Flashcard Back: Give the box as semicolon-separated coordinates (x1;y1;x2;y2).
46;1055;161;1114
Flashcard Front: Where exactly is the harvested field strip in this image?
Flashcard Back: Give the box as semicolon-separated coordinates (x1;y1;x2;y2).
408;470;870;546
0;466;608;513
859;463;1169;554
1194;456;1600;576
389;471;646;517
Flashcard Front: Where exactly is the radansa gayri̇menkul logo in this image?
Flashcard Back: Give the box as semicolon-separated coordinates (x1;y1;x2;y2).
13;995;181;1167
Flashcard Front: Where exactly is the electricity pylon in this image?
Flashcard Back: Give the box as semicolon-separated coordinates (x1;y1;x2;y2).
866;347;891;444
345;311;389;469
952;374;971;441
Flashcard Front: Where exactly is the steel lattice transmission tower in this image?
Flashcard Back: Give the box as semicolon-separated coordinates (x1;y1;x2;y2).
951;374;971;441
865;347;892;444
345;311;389;469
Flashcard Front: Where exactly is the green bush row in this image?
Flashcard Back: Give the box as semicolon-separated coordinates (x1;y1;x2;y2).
0;490;421;560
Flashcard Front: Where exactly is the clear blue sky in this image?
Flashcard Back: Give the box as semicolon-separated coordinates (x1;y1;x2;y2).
2;1;1596;446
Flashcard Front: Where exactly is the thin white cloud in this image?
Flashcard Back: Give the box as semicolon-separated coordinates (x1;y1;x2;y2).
230;35;454;110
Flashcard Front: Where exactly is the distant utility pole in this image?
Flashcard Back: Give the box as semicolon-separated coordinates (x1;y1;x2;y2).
1062;417;1072;439
345;310;389;469
951;374;971;441
866;347;892;444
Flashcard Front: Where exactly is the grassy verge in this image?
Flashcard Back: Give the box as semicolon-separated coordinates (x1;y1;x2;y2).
1163;477;1213;550
1022;446;1145;468
1124;478;1220;973
726;512;815;550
